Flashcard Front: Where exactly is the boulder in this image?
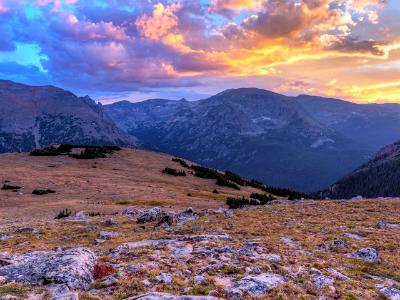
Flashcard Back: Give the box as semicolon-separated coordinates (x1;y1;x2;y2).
377;220;400;229
346;247;379;263
137;207;163;223
312;274;335;288
0;248;96;290
122;206;143;216
234;273;287;297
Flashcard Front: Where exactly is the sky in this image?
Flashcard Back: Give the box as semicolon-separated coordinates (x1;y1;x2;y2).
0;0;399;103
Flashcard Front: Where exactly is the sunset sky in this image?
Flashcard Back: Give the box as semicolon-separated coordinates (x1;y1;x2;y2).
0;0;399;103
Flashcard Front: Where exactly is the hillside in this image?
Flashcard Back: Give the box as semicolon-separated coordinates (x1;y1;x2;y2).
1;149;400;299
105;88;371;192
0;80;135;152
326;140;400;199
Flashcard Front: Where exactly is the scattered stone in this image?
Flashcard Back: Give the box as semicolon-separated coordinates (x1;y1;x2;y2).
376;284;400;300
234;273;287;297
377;220;400;229
47;284;78;300
280;237;297;247
101;219;118;227
0;248;96;290
312;274;334;288
343;233;364;240
75;211;89;219
327;268;350;281
261;254;282;263
99;231;120;240
14;227;37;233
346;247;379;263
194;275;206;285
332;239;349;249
122;206;143;216
0;234;12;241
179;234;232;242
156;273;173;285
129;293;222;299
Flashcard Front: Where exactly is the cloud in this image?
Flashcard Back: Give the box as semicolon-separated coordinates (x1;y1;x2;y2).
0;0;398;103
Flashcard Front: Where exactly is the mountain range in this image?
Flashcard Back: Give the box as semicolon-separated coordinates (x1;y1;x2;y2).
1;80;400;193
105;88;400;192
0;80;134;152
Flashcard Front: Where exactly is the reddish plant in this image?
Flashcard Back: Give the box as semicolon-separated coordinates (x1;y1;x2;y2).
94;262;116;279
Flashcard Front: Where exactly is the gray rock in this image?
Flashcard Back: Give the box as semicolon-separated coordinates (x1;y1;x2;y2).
0;248;96;290
261;254;282;263
122;206;143;216
47;284;79;300
225;288;244;300
343;233;364;240
376;284;400;300
327;268;350;281
101;219;118;227
346;247;379;263
99;231;120;240
127;293;222;300
14;227;37;233
312;273;335;287
75;211;89;219
0;234;12;241
332;239;348;249
234;273;287;297
156;273;173;285
137;207;163;223
377;220;400;229
178;234;232;242
194;275;206;285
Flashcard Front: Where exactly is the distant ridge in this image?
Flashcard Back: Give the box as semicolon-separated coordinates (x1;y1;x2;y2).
0;80;136;152
325;140;400;199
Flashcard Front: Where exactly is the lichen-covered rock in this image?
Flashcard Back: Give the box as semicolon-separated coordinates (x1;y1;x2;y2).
312;274;335;287
99;231;120;240
126;293;222;299
234;273;287;297
327;268;350;281
137;207;163;223
376;284;400;300
0;248;96;290
346;247;378;263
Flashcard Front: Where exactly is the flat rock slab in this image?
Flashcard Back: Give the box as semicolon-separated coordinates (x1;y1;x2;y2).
0;248;96;290
235;273;287;297
127;293;222;300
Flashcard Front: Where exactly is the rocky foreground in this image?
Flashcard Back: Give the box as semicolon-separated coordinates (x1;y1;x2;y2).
1;199;400;300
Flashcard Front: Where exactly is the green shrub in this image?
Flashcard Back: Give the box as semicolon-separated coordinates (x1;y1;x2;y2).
162;167;186;176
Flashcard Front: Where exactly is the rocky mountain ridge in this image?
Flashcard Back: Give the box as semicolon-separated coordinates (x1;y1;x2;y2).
0;80;135;153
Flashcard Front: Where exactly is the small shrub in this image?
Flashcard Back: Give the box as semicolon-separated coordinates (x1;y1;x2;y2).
55;208;72;219
1;183;21;190
162;167;186;176
32;189;56;195
212;189;219;194
94;262;116;279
